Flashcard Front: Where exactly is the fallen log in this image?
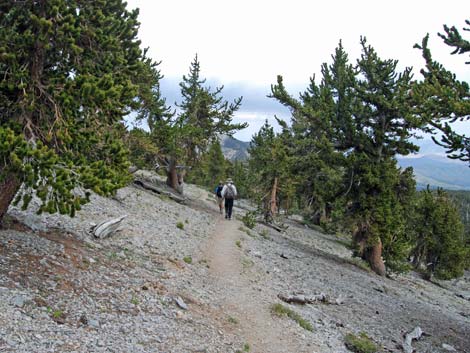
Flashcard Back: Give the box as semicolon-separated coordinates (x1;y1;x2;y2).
259;221;285;232
278;293;343;305
402;326;423;353
134;178;186;204
93;215;127;239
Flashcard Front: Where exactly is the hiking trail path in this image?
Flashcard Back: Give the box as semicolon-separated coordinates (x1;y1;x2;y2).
201;213;313;353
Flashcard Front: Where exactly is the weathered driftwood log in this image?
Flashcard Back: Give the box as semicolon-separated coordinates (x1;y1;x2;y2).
259;220;285;232
133;179;186;204
278;293;343;305
402;326;423;353
93;215;127;239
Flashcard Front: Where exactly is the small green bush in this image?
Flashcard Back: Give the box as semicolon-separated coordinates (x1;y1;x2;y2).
270;303;313;332
227;316;239;324
259;229;269;239
176;221;184;230
52;310;63;319
242;211;257;229
235;240;242;248
183;256;192;264
344;332;378;353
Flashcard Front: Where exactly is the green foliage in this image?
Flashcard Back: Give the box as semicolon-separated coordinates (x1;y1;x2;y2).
0;1;157;217
270;39;421;273
270;303;313;332
235;240;242;248
183;256;192;264
247;120;293;216
186;140;228;188
130;296;139;305
344;332;379;353
227;316;239;324
228;160;251;199
52;310;64;319
241;211;257;229
126;128;160;170
410;188;468;279
259;229;269;239
446;190;470;268
349;158;416;273
176;221;184;230
413;24;470;163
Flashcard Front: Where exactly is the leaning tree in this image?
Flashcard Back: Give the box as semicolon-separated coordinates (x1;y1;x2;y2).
412;19;470;164
0;0;157;223
137;55;247;192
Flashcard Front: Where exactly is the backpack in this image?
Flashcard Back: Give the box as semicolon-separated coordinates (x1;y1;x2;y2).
225;185;235;199
215;186;223;198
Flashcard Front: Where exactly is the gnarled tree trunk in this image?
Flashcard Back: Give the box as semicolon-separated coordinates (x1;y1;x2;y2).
0;169;21;226
270;177;278;216
353;225;386;276
166;158;179;191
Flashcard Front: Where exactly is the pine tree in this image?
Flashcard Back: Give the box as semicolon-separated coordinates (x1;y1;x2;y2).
163;55;247;192
270;42;353;226
346;38;420;275
410;188;467;279
205;140;226;187
413;19;470;163
247;120;291;220
271;39;421;275
0;1;156;223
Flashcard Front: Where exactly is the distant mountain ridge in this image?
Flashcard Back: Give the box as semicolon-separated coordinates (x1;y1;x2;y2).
221;135;470;190
397;154;470;190
219;135;250;161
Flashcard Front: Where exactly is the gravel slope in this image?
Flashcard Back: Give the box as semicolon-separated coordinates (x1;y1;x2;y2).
0;172;469;352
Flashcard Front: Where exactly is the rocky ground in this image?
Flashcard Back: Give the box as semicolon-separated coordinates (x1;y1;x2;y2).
0;171;469;353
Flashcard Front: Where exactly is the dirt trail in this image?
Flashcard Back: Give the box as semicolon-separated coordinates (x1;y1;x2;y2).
203;216;313;353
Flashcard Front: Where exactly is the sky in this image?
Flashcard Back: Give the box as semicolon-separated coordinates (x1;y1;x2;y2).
126;0;470;141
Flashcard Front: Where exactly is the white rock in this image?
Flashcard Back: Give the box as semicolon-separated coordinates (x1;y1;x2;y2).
442;343;457;352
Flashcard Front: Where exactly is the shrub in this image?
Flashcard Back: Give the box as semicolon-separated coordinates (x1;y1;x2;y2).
183;256;192;264
270;303;313;332
344;332;378;353
176;221;184;230
242;211;257;229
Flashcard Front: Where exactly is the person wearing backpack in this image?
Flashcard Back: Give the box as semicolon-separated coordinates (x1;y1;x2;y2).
221;178;237;220
214;181;224;214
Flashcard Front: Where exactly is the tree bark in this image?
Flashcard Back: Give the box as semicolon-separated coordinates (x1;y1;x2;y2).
270;177;278;216
0;169;21;226
366;237;386;276
166;158;179;191
353;225;386;276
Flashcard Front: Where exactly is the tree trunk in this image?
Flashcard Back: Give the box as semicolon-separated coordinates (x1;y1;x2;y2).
365;238;386;276
166;158;179;191
270;177;278;216
0;170;21;226
353;225;386;276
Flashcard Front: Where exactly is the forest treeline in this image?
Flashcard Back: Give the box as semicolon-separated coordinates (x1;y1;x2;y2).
0;2;469;279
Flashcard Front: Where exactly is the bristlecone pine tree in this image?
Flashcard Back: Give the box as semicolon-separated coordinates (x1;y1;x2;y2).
271;39;421;275
412;19;470;164
0;1;156;224
142;55;247;192
410;188;467;280
247;120;291;221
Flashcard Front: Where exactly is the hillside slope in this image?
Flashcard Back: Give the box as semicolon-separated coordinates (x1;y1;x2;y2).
397;155;470;190
0;172;469;352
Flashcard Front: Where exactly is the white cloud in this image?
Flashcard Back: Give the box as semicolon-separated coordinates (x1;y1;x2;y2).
127;0;470;87
126;0;470;141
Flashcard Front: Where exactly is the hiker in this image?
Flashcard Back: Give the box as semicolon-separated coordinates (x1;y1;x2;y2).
221;178;237;220
214;181;224;214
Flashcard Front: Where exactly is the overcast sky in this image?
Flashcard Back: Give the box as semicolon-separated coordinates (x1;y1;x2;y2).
126;0;470;141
